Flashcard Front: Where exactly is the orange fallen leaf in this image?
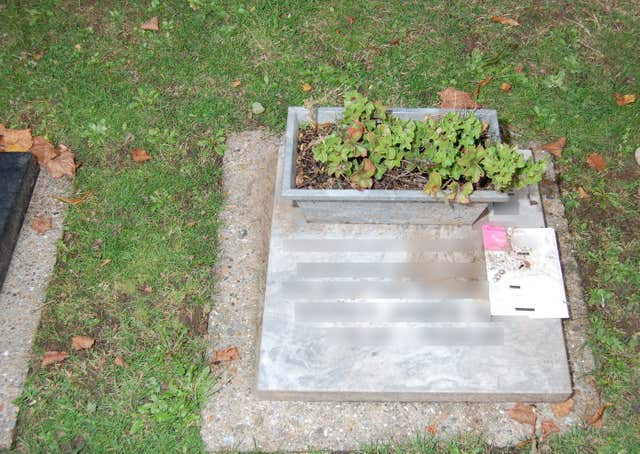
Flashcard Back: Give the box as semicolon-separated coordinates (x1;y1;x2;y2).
41;350;69;368
515;64;524;73
100;258;112;267
492;15;520;26
132;148;152;162
347;16;355;25
552;397;575;418
615;93;636;106
231;79;242;88
302;82;313;92
53;191;93;205
30;136;57;165
33;50;45;61
31;215;53;234
212;346;239;362
587;403;612;428
473;75;493;101
508;402;536;427
140;16;160;31
0;125;33;152
45;144;76;178
586;153;606;171
439;87;481;109
114;355;127;368
577;187;590;200
426;424;437;435
500;82;512;92
71;335;95;351
542;137;566;158
541;420;560;440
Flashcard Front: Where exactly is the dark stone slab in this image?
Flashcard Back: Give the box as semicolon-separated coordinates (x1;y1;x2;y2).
0;153;39;290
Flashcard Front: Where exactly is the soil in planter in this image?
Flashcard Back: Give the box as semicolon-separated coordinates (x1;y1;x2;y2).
295;124;491;191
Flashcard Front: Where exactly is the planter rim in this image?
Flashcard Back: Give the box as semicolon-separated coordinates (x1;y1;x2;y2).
282;106;510;203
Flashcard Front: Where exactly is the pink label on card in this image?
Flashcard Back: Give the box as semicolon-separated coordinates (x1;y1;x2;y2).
482;224;509;251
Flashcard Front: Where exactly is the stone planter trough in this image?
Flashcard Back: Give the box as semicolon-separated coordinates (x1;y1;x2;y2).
281;106;511;225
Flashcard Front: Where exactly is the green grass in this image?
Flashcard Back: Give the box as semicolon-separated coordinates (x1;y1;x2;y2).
1;0;639;452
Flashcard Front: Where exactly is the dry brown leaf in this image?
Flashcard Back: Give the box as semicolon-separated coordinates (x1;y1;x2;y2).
45;145;76;178
30;136;57;165
389;38;400;45
140;16;160;31
500;82;512;92
100;258;112;267
587;403;612;427
132;148;152;162
231;79;241;88
586;153;606;171
577;187;590;200
439;88;481;109
515;64;524;73
615;93;636;106
114;355;127;368
31;215;53;234
541;420;560;440
212;346;239;362
142;284;153;295
302;82;313;92
33;50;45;61
347;16;355;25
0;125;33;152
53;191;93;205
491;15;520;26
41;350;69;367
542;137;566;158
473;76;493;101
552;397;575;417
508;402;536;427
71;335;95;351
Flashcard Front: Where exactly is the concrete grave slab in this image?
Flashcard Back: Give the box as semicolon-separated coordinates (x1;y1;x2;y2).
201;131;598;451
0;172;70;449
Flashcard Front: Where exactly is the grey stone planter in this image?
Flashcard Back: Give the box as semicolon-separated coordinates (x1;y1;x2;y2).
282;107;510;225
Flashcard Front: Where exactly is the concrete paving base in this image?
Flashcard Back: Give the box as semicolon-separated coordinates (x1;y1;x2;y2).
201;131;598;451
0;172;70;449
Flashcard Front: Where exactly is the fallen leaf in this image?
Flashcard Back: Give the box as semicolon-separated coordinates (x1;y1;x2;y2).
0;126;33;151
587;403;612;427
389;38;400;45
347;16;355;25
577;187;590;199
30;136;57;165
473;75;493;101
74;44;82;51
542;137;566;158
251;102;265;115
71;335;95;351
615;93;636;106
508;402;536;427
491;15;520;26
114;355;127;368
31;215;53;234
426;424;437;435
515;64;524;73
132;148;152;162
231;79;241;88
541;420;560;440
100;258;112;267
439;88;481;109
33;50;45;61
212;346;239;362
500;82;512;92
53;191;93;205
140;16;160;31
45;145;76;178
41;350;69;367
586;153;606;171
142;284;153;295
302;82;313;92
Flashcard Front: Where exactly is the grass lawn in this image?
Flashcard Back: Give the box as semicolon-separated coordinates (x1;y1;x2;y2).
1;0;638;452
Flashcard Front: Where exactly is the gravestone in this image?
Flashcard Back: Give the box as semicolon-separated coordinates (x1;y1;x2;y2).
0;153;39;289
256;150;572;402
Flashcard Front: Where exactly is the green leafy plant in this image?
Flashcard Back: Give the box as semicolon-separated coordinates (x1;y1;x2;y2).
310;92;546;202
